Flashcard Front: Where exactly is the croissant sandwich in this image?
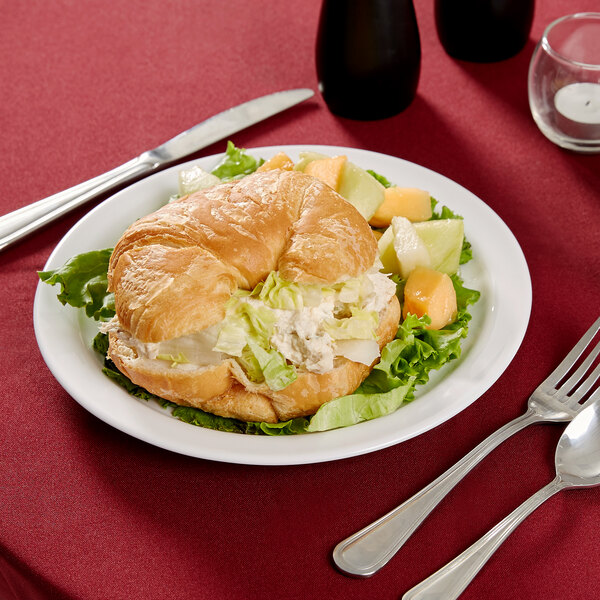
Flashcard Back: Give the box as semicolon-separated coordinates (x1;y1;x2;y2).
102;168;401;423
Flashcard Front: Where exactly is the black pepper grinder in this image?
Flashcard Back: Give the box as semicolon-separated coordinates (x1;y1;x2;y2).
316;0;421;120
435;0;535;62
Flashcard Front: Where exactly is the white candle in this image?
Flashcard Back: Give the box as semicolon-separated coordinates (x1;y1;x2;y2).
554;82;600;140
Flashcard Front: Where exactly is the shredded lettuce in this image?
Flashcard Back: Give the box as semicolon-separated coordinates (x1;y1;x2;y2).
245;339;297;391
333;275;374;306
323;308;378;340
214;272;381;389
213;293;297;390
252;270;374;313
214;296;276;356
253;271;327;310
94;331;307;436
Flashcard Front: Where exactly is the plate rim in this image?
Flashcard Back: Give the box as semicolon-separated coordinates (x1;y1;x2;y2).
33;144;532;465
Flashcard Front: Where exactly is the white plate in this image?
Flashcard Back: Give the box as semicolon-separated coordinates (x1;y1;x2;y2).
33;145;531;465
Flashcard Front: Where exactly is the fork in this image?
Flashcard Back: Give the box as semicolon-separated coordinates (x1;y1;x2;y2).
333;315;600;577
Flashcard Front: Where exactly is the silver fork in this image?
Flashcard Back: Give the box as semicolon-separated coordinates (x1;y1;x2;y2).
333;315;600;577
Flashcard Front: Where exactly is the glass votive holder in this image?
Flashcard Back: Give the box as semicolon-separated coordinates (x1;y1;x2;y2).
528;12;600;153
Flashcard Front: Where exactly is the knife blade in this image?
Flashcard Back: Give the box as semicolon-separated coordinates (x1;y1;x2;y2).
0;88;314;252
151;88;314;162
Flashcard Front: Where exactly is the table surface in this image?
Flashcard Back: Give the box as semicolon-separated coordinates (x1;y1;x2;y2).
2;1;599;599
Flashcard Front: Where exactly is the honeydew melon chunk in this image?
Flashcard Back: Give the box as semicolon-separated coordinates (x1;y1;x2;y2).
178;165;221;195
295;151;384;221
377;226;399;274
414;219;464;275
338;161;385;221
391;216;431;278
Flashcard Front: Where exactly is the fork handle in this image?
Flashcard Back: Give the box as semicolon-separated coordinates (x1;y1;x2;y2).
0;152;160;252
333;409;541;577
402;477;565;599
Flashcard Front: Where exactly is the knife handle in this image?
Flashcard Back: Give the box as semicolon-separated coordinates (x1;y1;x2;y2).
0;152;160;252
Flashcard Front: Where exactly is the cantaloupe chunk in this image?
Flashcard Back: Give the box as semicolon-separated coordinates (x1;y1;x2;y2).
369;187;432;228
303;155;347;191
295;152;384;220
403;266;457;330
256;152;295;172
294;151;328;171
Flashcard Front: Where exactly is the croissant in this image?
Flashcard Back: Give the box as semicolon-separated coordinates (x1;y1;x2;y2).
105;169;401;423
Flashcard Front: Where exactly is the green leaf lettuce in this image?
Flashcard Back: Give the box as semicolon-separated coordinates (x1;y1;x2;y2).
38;249;115;321
38;144;481;436
210;141;264;181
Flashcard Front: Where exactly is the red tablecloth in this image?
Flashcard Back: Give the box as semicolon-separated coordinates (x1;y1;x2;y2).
2;1;599;599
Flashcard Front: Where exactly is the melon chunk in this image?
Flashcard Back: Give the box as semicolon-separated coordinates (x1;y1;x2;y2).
391;216;431;278
369;187;432;227
295;151;384;221
377;226;399;273
414;219;464;275
403;266;457;330
256;152;295;172
303;155;347;191
294;151;328;171
337;161;385;221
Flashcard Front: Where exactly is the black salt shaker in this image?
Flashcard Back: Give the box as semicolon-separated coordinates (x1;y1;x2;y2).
316;0;421;120
435;0;535;62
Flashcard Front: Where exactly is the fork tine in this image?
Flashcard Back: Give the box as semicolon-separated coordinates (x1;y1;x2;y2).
580;383;600;409
555;339;600;395
566;358;600;407
544;316;600;388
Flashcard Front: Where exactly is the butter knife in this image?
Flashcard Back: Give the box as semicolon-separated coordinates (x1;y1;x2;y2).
0;88;314;252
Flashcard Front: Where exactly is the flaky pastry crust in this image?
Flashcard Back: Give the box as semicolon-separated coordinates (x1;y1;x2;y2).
108;170;377;343
106;169;400;423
